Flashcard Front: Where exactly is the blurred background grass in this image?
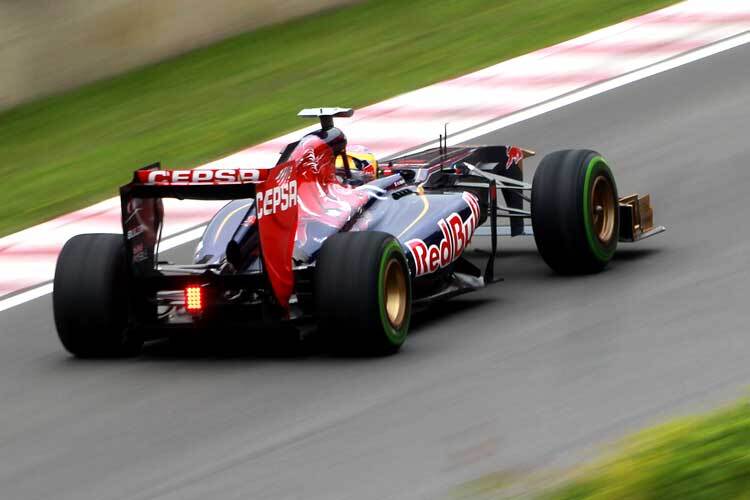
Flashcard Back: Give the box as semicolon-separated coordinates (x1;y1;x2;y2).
0;0;676;235
451;398;750;499
541;399;750;500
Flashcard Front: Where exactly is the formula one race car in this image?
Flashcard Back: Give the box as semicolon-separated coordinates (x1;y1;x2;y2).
53;108;664;357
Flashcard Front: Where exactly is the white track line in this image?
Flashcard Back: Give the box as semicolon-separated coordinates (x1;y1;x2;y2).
0;225;207;313
400;30;750;155
0;284;54;313
1;31;748;314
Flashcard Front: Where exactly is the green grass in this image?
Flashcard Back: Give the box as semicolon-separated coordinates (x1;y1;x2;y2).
0;0;677;235
540;399;750;500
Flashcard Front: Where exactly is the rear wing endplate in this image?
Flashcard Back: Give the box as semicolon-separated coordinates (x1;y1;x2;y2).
119;161;299;310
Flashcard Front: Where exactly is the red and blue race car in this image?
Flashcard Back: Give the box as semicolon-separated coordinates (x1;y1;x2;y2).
53;108;664;356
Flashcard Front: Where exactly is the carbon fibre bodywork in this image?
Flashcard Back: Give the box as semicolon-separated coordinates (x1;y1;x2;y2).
117;107;662;332
189;112;530;304
193;140;491;304
116;110;519;332
48;106;663;358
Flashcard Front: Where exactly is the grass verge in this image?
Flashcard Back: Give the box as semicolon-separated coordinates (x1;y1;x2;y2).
540;399;750;499
0;0;677;235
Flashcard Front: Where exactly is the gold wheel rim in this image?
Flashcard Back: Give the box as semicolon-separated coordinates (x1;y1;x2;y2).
591;175;615;244
383;259;407;329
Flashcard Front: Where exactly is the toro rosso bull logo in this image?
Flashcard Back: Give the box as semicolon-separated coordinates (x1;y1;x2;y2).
406;193;480;276
505;146;524;170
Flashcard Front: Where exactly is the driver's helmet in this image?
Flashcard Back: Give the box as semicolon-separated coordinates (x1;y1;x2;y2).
335;145;378;182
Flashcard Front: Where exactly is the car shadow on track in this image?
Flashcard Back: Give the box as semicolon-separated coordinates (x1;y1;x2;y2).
61;246;660;363
469;244;663;282
126;296;495;362
611;247;661;262
410;298;494;334
138;329;316;361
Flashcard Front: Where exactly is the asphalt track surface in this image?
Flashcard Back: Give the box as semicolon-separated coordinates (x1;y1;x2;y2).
2;42;750;500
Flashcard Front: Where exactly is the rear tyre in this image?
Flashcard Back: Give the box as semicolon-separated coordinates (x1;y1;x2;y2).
315;231;411;355
531;149;619;274
53;234;143;357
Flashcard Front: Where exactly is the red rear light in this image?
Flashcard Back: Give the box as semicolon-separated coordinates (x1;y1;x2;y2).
184;286;203;313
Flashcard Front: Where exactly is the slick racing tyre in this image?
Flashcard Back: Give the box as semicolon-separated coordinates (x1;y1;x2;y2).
531;149;619;274
53;234;143;357
315;231;411;355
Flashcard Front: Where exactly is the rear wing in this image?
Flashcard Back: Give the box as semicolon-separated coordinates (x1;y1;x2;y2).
119;161;299;309
122;163;268;198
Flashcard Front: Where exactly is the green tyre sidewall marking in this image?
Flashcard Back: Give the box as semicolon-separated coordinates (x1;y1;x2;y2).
582;156;617;263
377;240;410;346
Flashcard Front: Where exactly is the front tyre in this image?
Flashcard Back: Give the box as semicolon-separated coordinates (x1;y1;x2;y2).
531;150;619;274
315;231;411;355
53;234;143;357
